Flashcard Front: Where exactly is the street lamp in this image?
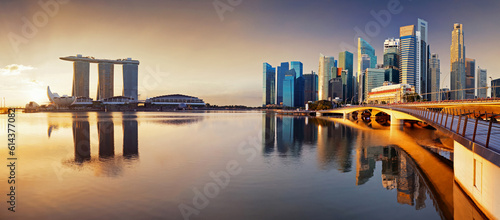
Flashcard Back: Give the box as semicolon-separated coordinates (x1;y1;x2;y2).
490;76;495;99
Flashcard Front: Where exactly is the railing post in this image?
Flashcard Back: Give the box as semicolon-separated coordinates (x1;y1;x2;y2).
445;112;449;129
440;110;444;126
462;111;468;137
473;115;479;142
450;110;455;131
486;113;493;148
457;110;462;133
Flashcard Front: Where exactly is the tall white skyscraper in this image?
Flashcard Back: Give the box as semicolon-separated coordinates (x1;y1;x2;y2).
450;23;466;100
318;54;335;100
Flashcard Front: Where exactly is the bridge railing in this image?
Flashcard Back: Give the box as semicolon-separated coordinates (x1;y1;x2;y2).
389;106;499;151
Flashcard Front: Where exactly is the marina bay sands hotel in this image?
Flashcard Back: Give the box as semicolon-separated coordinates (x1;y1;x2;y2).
60;54;139;101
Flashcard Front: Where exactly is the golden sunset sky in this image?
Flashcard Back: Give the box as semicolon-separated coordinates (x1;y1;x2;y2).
1;0;499;106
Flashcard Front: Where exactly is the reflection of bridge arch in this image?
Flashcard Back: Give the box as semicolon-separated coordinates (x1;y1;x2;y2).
319;106;421;121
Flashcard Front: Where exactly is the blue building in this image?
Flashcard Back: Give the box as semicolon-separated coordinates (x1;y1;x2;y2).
291;61;305;107
399;25;417;90
282;69;296;107
262;62;276;106
276;62;289;105
338;51;354;101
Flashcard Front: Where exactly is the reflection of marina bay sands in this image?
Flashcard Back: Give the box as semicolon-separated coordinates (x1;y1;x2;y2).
60;54;139;101
73;116;139;162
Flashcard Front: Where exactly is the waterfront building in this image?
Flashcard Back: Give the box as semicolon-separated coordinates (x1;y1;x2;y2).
450;23;466;100
304;71;318;102
492;78;500;98
276;62;289;105
358;54;372;102
338;51;354;101
262;62;276;106
366;84;414;104
282;70;296;107
145;94;205;108
429;54;440;101
465;58;475;99
417;18;430;100
357;38;377;103
318;54;335;100
61;55;140;101
364;68;386;101
477;67;487;98
399;25;417;93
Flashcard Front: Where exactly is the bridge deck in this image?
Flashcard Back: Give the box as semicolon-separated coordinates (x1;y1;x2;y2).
395;108;500;152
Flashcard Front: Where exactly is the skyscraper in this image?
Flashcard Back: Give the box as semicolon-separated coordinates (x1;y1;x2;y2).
477;67;487;99
364;68;385;101
492;78;500;98
357;38;377;103
97;62;114;100
465;58;475;99
338;51;354;101
450;23;466;100
123;62;139;100
417;18;430;100
72;58;90;98
359;54;371;102
262;62;276;106
282;69;296;107
399;25;417;91
276;62;289;105
318;54;335;100
291;61;305;107
429;54;440;101
384;38;400;54
304;71;318;103
384;38;400;84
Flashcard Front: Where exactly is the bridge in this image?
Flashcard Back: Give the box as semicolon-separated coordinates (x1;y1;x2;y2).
319;103;500;219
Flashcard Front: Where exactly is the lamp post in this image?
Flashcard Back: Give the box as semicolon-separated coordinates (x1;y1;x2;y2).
490;76;495;99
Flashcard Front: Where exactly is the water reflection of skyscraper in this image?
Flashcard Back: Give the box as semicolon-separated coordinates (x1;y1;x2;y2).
355;144;428;210
73;119;91;163
71;114;139;164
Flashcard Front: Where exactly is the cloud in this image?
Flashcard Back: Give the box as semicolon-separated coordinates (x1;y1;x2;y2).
0;64;34;76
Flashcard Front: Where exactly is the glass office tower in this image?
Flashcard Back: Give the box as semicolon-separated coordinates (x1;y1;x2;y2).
417;18;430;100
276;62;289;105
262;62;276;106
399;25;417;91
304;71;318;103
283;70;296;107
338;51;353;101
365;68;385;100
291;61;305;107
357;38;377;103
465;58;475;99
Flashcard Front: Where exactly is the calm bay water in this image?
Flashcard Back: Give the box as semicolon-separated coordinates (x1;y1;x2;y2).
0;111;483;219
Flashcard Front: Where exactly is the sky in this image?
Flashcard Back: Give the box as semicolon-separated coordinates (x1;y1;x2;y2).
1;0;500;107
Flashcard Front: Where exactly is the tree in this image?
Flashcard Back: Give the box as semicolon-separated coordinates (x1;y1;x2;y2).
308;100;333;110
403;93;421;103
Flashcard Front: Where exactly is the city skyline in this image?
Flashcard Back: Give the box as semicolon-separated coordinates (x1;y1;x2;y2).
1;0;500;106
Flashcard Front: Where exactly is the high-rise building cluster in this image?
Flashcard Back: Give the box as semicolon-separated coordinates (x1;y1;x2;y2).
263;61;311;107
264;19;494;106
